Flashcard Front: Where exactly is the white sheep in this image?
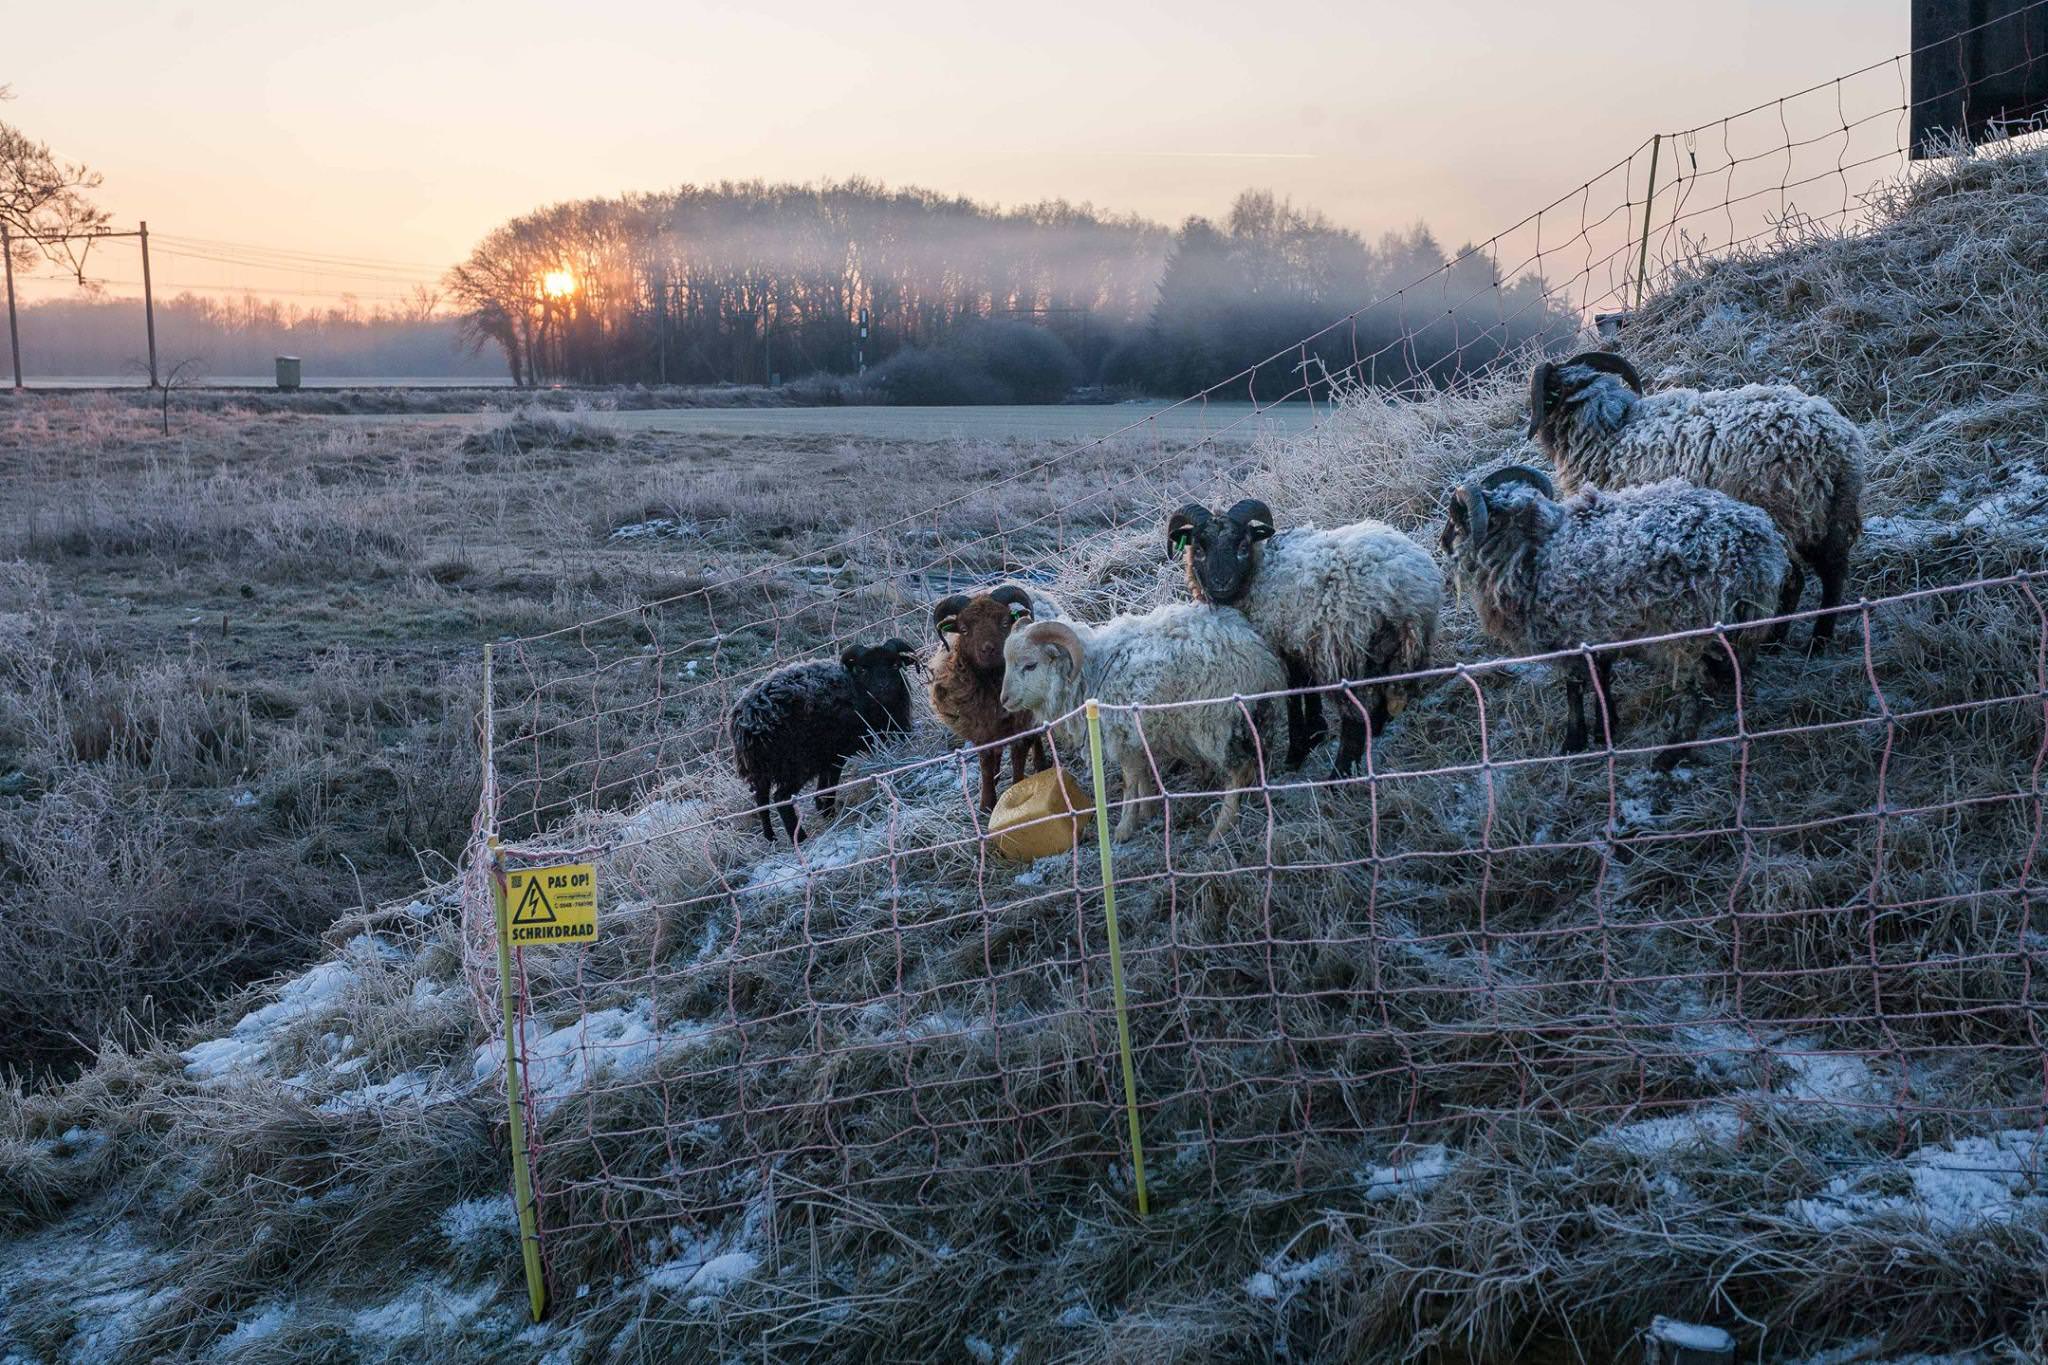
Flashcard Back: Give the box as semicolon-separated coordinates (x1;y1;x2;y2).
1528;351;1864;647
1439;465;1788;769
999;602;1287;845
1167;498;1441;774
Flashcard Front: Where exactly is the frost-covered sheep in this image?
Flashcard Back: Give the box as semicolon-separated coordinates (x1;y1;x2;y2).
1438;466;1788;769
999;603;1287;845
1528;351;1864;646
1168;499;1441;775
928;584;1057;812
730;638;918;842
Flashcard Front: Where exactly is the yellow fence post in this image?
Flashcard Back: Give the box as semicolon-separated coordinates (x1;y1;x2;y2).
1084;700;1150;1217
489;836;549;1321
1632;132;1664;309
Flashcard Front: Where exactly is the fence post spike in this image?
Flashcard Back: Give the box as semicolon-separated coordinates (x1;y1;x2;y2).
1085;699;1150;1217
489;836;549;1321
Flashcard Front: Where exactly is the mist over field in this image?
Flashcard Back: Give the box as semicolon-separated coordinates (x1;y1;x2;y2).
17;180;1576;397
11;294;502;383
443;181;1577;397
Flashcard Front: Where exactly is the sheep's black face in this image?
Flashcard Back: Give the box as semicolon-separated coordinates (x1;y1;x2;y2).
840;639;917;727
1169;499;1274;606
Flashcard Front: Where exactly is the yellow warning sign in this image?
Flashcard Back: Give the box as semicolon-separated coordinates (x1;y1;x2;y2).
503;863;598;946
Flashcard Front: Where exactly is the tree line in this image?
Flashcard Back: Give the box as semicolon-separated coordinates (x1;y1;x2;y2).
445;181;1580;398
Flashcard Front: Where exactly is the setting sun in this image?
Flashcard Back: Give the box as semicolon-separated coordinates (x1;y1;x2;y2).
541;269;577;298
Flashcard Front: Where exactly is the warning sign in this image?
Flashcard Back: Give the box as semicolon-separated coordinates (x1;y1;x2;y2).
503;863;598;946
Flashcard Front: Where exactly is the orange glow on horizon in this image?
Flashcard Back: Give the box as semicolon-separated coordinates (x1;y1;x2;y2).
541;269;577;299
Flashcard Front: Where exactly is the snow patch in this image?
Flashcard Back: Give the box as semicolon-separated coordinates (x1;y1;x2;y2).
609;517;701;542
349;1279;498;1345
437;1195;517;1248
642;1191;772;1308
1787;1130;2045;1233
1360;1144;1454;1199
1594;1107;1743;1157
183;960;359;1080
214;1304;290;1352
1244;1251;1343;1302
473;1000;712;1111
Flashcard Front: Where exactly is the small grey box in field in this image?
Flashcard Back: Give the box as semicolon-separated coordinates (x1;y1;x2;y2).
1643;1317;1734;1365
275;356;301;390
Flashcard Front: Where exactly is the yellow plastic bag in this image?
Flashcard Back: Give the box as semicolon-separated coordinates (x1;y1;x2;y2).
987;765;1092;862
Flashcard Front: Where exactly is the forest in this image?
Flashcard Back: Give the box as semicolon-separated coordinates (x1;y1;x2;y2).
443;182;1580;399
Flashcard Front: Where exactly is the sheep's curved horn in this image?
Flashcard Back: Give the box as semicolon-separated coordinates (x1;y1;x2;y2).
930;593;970;641
988;584;1033;619
1452;483;1487;558
880;637;916;663
1225;497;1276;540
1028;620;1085;678
1480;464;1556;500
1167;504;1209;559
1527;360;1559;438
1563;350;1644;395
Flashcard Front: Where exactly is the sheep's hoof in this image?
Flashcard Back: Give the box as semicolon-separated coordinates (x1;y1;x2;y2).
1803;632;1835;658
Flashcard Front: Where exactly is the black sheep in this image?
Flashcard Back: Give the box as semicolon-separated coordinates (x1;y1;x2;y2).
729;638;918;842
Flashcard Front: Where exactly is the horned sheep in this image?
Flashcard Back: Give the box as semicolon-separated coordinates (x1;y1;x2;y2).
730;638;918;842
999;602;1287;846
927;584;1054;812
1527;351;1865;646
1168;499;1441;774
1438;466;1788;769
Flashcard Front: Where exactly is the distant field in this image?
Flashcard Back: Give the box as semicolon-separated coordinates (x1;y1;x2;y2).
355;399;1323;441
22;375;513;388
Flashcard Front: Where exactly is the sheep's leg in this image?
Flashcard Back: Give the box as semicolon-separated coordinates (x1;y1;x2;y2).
1562;671;1590;755
1333;686;1375;778
1653;661;1708;772
1578;653;1620;747
1113;753;1156;842
813;760;845;820
754;779;778;842
1769;560;1805;645
978;748;1002;813
1207;759;1255;847
774;781;805;842
1284;660;1325;769
1808;541;1851;651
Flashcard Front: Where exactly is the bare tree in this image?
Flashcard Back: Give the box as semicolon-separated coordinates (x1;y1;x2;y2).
0;87;109;274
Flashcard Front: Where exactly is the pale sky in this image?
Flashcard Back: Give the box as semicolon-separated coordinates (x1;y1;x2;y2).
7;0;1906;305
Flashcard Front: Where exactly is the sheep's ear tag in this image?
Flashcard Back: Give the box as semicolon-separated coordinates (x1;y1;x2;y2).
1169;532;1190;556
1006;602;1030;619
938;618;960;634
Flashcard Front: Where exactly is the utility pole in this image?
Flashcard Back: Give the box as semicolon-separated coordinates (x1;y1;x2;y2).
1;224;21;389
139;221;159;387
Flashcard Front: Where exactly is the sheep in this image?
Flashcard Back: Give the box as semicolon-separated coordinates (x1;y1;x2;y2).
729;638;918;842
999;602;1287;846
1167;499;1441;775
1527;350;1865;647
927;584;1053;812
1438;465;1788;770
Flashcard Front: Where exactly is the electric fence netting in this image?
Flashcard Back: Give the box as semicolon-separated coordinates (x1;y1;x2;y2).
462;6;2048;1346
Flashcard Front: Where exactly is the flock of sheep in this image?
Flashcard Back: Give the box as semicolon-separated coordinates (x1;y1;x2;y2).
730;351;1869;847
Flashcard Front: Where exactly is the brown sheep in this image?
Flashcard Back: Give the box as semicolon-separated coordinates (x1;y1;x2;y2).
928;585;1050;812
